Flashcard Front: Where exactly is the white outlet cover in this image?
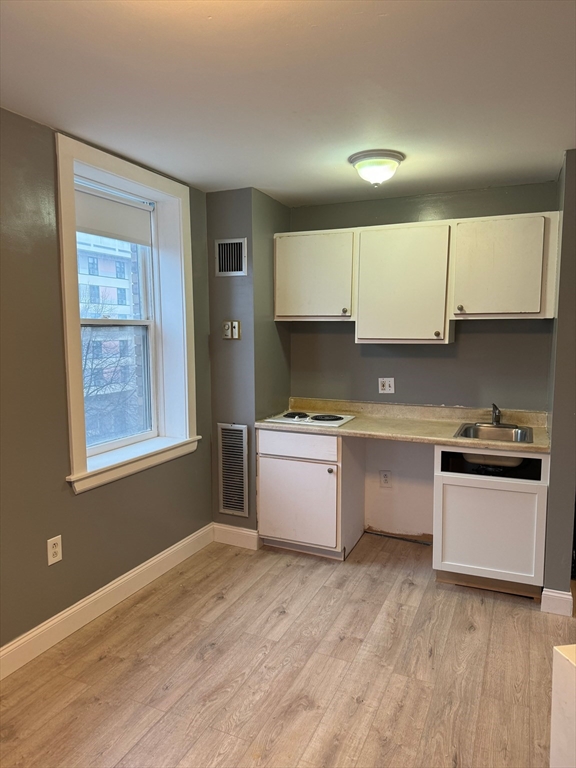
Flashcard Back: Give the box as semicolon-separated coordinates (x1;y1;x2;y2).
378;378;395;394
379;470;392;487
47;535;62;565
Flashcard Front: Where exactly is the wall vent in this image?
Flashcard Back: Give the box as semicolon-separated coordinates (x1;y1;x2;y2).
215;238;247;276
218;423;248;517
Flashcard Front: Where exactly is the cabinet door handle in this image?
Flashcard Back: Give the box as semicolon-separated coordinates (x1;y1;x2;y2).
457;304;464;312
327;468;334;474
342;308;348;315
434;330;441;337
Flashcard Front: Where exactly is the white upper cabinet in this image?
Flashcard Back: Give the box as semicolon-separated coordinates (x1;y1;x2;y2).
356;224;451;343
273;211;559;340
274;231;354;320
452;214;554;317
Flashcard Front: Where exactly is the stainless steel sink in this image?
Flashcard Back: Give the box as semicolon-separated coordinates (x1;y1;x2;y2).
454;423;533;443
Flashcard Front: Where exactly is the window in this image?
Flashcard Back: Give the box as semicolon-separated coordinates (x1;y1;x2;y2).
57;134;200;493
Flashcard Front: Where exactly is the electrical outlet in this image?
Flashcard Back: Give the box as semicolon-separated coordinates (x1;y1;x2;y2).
379;470;392;488
378;378;395;394
222;320;232;339
47;535;62;565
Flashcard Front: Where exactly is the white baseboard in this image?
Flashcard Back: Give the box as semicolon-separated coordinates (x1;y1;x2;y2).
541;588;574;617
0;522;262;680
0;523;214;681
213;523;261;550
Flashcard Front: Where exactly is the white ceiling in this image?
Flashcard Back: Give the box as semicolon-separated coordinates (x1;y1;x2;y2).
1;0;575;206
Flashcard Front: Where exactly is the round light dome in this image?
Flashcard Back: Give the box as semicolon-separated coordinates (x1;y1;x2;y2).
348;150;406;186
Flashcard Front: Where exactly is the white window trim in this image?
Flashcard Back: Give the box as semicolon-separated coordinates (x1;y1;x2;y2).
57;134;201;494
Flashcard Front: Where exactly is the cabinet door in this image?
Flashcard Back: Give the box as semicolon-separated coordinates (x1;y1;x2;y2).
433;475;547;585
453;216;545;314
356;225;450;340
258;456;337;547
275;232;354;318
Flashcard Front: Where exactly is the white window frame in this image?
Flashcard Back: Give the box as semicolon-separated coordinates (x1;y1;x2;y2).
57;134;200;494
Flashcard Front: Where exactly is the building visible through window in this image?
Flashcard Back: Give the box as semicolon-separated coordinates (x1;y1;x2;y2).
76;230;151;448
57;133;199;492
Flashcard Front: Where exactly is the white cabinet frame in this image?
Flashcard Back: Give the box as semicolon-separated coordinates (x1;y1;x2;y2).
433;446;549;586
448;212;559;320
274;230;356;321
273;211;560;337
355;223;452;344
256;429;365;559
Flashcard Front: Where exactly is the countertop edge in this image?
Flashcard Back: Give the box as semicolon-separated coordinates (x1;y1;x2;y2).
255;420;550;454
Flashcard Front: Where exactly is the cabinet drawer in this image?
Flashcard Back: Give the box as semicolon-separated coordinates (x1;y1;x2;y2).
258;429;338;462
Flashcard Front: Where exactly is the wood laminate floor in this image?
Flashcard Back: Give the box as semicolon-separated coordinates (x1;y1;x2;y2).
1;534;575;768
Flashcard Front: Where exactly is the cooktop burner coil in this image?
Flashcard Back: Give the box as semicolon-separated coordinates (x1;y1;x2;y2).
310;414;344;422
282;411;309;419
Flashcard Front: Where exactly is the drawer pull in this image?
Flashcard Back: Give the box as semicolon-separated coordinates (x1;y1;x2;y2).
327;468;334;474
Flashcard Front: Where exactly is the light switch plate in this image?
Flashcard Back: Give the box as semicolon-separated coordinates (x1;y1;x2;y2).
222;320;232;339
378;378;395;394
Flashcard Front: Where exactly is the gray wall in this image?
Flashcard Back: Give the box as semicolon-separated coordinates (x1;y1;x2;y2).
289;182;558;409
207;189;257;528
0;109;213;646
207;189;290;530
291;320;553;410
252;189;291;419
290;182;559;231
544;150;576;592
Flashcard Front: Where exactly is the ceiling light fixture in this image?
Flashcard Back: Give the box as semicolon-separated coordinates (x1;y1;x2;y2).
348;149;406;186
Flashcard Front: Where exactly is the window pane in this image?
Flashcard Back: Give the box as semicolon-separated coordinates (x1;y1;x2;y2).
76;232;149;320
81;325;152;447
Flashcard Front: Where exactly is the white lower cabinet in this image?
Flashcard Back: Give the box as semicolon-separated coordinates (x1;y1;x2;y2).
257;429;365;559
258;456;338;547
433;446;549;586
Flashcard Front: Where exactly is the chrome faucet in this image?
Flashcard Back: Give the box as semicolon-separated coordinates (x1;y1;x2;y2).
492;403;501;425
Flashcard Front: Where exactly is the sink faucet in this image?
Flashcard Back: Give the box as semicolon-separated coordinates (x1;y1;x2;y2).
492;403;501;425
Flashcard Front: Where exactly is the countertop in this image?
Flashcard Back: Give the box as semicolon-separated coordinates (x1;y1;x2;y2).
255;398;550;454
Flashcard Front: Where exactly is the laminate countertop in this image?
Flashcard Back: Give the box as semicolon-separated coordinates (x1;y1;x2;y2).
255;398;551;454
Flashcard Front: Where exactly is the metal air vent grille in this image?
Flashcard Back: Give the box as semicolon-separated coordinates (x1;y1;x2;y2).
215;238;247;276
218;423;248;516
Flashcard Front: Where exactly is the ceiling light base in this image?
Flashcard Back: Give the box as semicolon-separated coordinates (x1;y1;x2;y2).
348;149;406;186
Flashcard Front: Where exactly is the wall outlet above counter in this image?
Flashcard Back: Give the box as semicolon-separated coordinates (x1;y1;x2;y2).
378;378;395;394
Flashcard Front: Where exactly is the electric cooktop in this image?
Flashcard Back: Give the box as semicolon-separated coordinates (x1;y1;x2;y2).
263;411;356;428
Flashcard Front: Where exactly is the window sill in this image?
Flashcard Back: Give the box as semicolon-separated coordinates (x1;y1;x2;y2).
66;436;202;494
